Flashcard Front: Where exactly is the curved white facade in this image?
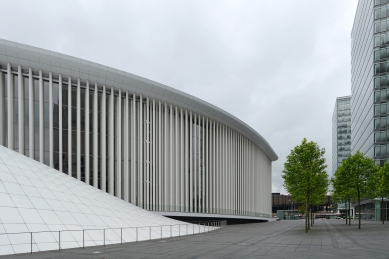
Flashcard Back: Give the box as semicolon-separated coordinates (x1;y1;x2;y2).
0;39;277;218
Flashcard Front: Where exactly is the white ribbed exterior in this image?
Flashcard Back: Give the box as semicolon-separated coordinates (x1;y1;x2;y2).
0;39;276;218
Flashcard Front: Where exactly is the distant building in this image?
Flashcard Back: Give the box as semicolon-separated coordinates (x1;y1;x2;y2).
332;96;351;175
271;193;333;214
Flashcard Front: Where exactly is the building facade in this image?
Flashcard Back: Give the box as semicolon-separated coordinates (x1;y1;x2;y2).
351;0;389;166
348;0;389;222
332;96;351;175
0;39;277;219
351;0;374;162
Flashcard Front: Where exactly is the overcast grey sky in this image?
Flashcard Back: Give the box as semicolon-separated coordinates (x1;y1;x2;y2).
1;0;358;194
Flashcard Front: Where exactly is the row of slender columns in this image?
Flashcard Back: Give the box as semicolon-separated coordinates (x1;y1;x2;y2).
0;65;272;217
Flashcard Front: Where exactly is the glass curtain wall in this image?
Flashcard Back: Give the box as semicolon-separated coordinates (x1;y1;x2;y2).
375;1;389;165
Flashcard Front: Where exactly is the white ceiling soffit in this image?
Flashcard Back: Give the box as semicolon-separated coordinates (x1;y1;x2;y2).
0;38;278;161
0;146;213;255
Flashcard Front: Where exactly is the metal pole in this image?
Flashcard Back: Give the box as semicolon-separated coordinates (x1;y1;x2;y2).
170;225;172;238
179;225;180;237
186;224;188;235
83;230;84;248
199;223;200;234
150;226;151;240
59;231;60;251
31;232;32;254
193;224;194;235
104;229;105;246
121;228;123;244
136;227;138;242
161;225;162;239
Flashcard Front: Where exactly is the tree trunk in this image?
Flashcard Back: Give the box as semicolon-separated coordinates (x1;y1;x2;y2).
310;206;313;227
345;201;348;225
358;192;361;229
382;197;385;225
348;199;351;226
305;200;308;233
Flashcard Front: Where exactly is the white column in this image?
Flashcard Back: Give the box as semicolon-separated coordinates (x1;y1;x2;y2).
101;85;107;191
194;113;197;212
244;138;247;214
76;79;81;180
227;127;230;212
169;104;173;210
189;111;193;212
222;125;225;214
68;76;72;176
152;99;156;210
238;134;241;214
116;89;122;198
39;70;44;163
212;120;216;213
202;116;205;213
239;134;244;215
29;68;34;159
7;63;13;150
132;93;136;204
245;138;247;214
48;72;53;167
216;123;219;213
139;95;143;208
108;87;114;195
175;106;179;211
180;108;184;211
185;109;189;212
232;131;235;213
209;120;212;213
18;66;24;155
158;101;162;210
93;83;98;188
206;118;209;213
124;91;129;202
146;97;149;209
0;71;3;146
164;102;168;210
85;81;90;184
59;75;63;172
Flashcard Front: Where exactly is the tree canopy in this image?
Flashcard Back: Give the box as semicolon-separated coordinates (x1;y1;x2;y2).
282;138;329;232
331;151;376;229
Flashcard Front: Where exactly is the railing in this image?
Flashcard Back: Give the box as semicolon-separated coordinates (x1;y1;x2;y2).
0;220;226;255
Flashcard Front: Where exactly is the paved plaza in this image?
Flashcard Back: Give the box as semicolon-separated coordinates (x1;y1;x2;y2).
4;219;389;258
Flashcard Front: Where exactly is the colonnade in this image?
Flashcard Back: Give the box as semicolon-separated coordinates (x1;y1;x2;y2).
0;63;272;218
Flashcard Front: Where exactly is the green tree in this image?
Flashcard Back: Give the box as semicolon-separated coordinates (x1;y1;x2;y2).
282;138;329;233
332;151;376;229
331;166;357;226
372;163;389;224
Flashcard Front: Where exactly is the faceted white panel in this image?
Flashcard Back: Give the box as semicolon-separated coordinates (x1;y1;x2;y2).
0;146;216;256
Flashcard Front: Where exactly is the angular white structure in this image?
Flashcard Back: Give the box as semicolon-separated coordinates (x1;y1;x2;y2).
0;146;215;255
0;38;277;220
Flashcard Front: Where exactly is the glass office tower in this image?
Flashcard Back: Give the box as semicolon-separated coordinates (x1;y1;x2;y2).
373;0;389;165
332;96;351;175
350;0;389;165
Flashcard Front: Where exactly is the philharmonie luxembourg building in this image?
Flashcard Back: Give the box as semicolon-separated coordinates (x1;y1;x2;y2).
0;38;278;254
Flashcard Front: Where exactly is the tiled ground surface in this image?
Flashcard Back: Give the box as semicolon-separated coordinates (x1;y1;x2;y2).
4;219;389;259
